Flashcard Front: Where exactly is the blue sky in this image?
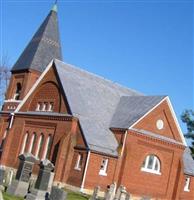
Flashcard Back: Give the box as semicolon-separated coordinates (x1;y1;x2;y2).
0;1;193;142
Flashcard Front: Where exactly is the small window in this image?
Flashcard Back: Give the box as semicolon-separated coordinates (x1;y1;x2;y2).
141;155;161;175
13;83;22;100
74;154;83;171
42;102;47;111
99;158;108;176
20;132;29;155
36;103;41;111
184;177;190;192
48;102;54;112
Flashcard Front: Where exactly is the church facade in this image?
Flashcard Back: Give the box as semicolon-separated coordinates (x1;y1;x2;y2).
0;4;194;200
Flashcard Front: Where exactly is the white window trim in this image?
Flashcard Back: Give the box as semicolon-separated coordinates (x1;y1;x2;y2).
35;135;43;158
48;103;53;112
20;133;28;155
13;93;20;100
184;177;190;192
42;103;47;111
28;134;35;153
141;155;161;175
99;158;108;176
74;154;82;171
42;136;50;160
36;103;41;111
141;167;161;175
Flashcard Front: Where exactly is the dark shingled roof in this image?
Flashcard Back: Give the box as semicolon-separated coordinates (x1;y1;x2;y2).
183;148;194;176
110;95;166;129
53;59;167;156
54;59;141;155
11;7;62;72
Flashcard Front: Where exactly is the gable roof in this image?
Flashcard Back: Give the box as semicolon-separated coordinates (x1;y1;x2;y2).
130;128;183;146
11;6;62;72
15;59;186;156
53;59;167;156
110;95;166;129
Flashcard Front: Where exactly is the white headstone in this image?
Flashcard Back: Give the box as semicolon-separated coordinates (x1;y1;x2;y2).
105;183;116;200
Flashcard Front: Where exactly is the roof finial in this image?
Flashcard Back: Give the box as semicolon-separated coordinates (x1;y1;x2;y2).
51;0;58;12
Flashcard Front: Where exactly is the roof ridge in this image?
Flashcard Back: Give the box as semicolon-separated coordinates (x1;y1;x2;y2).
54;59;142;95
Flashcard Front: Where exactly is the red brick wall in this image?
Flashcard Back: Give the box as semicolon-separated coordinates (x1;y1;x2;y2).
20;67;69;114
5;70;40;101
134;100;183;143
67;150;87;187
84;153;117;190
118;130;184;199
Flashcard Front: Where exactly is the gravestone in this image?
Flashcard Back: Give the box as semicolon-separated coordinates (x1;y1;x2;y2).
7;153;36;197
26;159;54;200
114;186;125;200
0;166;5;185
90;186;100;200
50;186;67;200
6;170;14;186
125;193;130;200
105;183;116;200
119;187;129;200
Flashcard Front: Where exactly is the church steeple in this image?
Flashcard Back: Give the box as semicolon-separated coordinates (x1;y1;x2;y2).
11;3;62;72
2;4;62;110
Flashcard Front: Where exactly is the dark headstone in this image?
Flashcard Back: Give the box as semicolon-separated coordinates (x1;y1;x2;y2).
35;160;54;191
26;159;55;200
16;153;36;183
50;186;67;200
7;153;37;197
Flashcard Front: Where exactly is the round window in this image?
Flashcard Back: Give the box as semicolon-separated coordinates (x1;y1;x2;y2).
156;119;164;130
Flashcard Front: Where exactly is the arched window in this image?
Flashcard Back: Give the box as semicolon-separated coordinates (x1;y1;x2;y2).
31;133;37;154
48;102;54;112
74;153;83;171
42;135;52;160
28;133;35;153
20;132;29;155
13;83;22;100
46;135;52;159
35;134;44;158
36;103;41;111
141;155;161;175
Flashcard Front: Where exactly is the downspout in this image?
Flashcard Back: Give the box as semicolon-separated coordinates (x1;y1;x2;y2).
120;130;127;157
80;150;91;192
9;113;15;129
113;130;128;184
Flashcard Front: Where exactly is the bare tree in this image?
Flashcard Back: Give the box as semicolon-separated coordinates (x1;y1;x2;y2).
0;55;11;108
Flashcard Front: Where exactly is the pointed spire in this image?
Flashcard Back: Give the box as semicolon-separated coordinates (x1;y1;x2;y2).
11;3;62;72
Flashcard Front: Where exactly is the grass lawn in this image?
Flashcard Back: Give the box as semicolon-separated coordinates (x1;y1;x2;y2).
2;190;90;200
3;192;23;200
66;190;89;200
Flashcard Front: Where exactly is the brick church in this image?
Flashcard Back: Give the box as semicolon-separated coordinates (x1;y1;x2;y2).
0;3;193;200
